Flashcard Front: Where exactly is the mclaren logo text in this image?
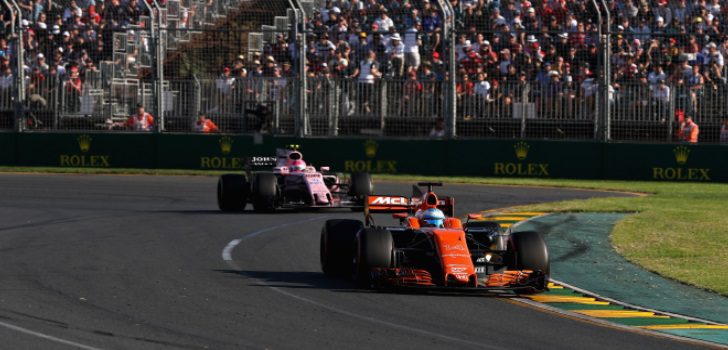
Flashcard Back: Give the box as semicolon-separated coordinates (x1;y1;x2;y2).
370;196;408;205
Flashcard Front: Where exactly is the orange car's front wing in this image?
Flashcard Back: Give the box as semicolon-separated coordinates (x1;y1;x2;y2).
371;268;547;294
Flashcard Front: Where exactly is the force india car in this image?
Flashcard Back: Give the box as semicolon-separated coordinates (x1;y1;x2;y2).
320;183;550;294
217;146;373;212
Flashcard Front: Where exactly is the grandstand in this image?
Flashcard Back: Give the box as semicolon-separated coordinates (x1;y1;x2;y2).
1;0;727;143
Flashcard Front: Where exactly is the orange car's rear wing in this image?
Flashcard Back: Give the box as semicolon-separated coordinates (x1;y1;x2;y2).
365;195;455;217
366;195;412;213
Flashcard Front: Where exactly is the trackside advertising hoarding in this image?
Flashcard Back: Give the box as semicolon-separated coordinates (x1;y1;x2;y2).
1;133;727;182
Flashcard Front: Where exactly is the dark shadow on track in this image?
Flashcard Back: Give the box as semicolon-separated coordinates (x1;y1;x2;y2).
215;269;360;291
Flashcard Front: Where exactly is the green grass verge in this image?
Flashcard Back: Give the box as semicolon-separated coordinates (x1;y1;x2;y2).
1;167;726;296
375;174;728;296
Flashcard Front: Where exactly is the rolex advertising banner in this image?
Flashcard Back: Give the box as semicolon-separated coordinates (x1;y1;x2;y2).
4;133;728;182
445;139;603;178
16;133;156;168
603;143;728;182
155;134;262;170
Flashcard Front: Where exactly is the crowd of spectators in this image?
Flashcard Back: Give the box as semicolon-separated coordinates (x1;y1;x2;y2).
296;0;728;123
4;0;728;137
0;0;202;111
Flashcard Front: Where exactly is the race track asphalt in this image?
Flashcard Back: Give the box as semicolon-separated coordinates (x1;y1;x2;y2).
0;174;711;350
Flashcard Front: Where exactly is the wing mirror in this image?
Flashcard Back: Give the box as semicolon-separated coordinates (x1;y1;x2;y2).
467;213;483;220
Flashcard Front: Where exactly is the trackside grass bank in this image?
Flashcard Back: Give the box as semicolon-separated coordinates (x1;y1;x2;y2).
2;167;726;296
377;175;728;297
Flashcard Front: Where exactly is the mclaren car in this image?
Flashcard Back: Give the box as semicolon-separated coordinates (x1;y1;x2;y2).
319;183;550;294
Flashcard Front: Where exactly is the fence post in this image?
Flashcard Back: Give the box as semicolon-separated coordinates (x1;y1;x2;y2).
600;0;611;142
152;0;165;133
193;75;201;131
8;0;25;131
589;0;603;141
441;0;456;138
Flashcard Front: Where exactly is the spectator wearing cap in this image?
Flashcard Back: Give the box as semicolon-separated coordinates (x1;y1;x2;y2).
678;115;699;143
703;42;724;68
232;55;247;77
386;33;405;77
654;0;672;26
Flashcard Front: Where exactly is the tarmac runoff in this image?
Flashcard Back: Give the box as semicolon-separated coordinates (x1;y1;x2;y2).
480;211;728;347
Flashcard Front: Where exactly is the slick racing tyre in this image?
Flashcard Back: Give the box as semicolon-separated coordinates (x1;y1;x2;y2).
508;231;550;291
349;172;373;211
320;219;363;277
354;228;393;288
217;174;248;212
251;173;279;212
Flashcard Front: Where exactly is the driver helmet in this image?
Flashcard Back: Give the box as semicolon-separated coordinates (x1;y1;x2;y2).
421;208;446;228
290;159;306;172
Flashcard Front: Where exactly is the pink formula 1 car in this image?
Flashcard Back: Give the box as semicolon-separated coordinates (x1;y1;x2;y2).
217;146;373;212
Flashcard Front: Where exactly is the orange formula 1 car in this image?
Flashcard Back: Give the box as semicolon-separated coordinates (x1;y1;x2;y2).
320;183;549;294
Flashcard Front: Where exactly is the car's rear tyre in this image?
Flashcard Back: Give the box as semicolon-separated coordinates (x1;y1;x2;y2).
354;228;393;288
217;174;248;212
349;172;372;211
251;173;279;212
320;219;363;277
508;230;550;291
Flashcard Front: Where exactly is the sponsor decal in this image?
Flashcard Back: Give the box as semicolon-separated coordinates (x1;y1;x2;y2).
442;244;467;251
344;140;398;173
652;145;710;181
369;196;408;205
59;135;111;167
200;136;245;169
493;141;550;177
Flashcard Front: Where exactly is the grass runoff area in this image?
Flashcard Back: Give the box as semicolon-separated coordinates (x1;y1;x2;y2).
2;166;727;296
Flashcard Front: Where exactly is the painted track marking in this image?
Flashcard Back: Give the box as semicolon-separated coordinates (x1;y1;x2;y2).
0;320;103;350
221;216;505;350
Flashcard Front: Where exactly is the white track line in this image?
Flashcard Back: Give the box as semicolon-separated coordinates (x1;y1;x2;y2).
221;217;504;350
221;216;326;262
0;320;103;350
